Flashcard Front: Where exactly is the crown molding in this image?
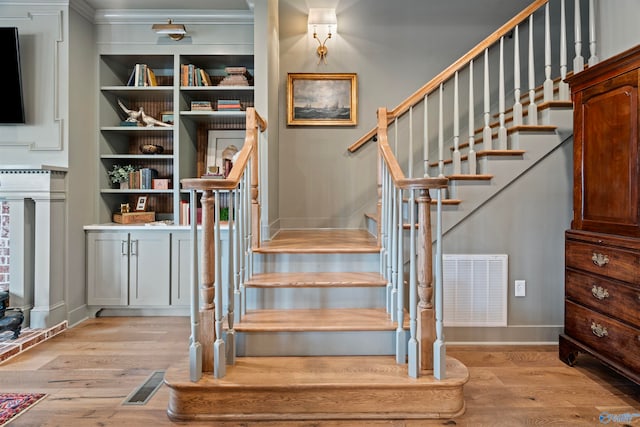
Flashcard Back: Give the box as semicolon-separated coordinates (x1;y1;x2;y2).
95;9;254;25
69;0;95;22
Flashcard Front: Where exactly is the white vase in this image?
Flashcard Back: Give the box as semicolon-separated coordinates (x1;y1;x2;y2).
119;182;129;189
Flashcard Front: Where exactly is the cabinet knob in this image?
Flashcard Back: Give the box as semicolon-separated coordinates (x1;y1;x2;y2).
591;285;610;300
591;252;609;267
591;322;608;338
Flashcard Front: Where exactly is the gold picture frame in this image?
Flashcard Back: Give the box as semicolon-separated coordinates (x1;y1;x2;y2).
287;73;357;126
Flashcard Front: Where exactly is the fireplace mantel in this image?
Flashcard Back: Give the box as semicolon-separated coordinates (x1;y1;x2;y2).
0;166;68;329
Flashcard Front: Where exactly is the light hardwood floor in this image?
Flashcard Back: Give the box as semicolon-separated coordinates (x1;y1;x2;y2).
0;316;638;426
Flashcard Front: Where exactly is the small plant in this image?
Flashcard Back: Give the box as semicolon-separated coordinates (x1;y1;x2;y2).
108;164;136;185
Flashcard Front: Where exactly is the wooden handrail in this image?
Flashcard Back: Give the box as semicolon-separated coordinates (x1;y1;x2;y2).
377;108;448;190
348;0;549;153
181;107;264;191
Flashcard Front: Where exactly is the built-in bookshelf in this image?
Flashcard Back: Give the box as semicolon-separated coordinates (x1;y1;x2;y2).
97;53;254;224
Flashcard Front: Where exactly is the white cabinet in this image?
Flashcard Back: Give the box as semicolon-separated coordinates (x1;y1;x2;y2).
171;231;194;307
87;230;170;307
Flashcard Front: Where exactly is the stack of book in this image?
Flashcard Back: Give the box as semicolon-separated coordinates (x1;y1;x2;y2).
180;64;213;86
127;168;158;189
217;99;242;111
219;67;250;86
191;100;213;111
126;64;157;87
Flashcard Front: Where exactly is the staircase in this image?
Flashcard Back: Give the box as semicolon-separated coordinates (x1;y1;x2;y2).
166;229;468;421
166;0;596;422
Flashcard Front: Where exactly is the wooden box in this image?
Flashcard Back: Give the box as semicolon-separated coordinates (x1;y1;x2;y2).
113;211;155;224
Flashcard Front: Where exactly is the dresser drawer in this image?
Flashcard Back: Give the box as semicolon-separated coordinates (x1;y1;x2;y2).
565;300;640;373
566;239;640;284
566;269;640;326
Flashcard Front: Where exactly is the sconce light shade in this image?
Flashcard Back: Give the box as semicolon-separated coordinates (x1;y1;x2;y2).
152;19;187;41
307;8;338;34
308;8;337;64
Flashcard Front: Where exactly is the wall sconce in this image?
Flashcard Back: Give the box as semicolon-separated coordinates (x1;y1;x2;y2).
308;8;337;64
152;19;187;41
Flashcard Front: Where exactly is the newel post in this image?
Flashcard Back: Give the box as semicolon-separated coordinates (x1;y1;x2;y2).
417;189;435;373
199;189;216;373
248;109;261;249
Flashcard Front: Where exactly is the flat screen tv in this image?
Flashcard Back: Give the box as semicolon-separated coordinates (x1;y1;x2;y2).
0;27;25;124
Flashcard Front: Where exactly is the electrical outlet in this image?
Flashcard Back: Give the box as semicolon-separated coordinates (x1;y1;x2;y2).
515;280;526;297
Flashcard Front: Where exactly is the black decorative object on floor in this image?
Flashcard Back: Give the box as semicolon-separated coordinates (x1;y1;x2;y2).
0;291;23;339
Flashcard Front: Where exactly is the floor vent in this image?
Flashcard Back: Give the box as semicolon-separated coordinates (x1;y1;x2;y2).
123;370;165;405
443;254;508;327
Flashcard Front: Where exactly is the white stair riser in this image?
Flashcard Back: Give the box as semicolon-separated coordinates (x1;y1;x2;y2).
245;287;386;310
253;252;380;273
236;330;402;356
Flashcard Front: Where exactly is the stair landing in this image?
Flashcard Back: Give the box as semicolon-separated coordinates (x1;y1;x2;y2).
165;355;469;422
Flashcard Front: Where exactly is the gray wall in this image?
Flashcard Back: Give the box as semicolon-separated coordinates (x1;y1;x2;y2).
598;0;640;60
277;0;533;229
67;6;97;326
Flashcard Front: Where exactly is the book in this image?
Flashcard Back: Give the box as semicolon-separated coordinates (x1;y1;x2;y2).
140;168;158;189
191;100;213;111
146;67;157;86
199;69;212;86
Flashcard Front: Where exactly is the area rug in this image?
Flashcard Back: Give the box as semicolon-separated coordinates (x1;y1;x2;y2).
0;393;46;426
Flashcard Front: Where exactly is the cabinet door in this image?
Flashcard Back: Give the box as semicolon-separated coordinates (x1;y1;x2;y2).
87;232;128;306
171;231;197;307
129;231;170;306
574;69;640;236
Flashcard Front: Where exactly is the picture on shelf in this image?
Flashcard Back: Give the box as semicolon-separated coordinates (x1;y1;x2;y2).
135;196;148;212
205;131;242;177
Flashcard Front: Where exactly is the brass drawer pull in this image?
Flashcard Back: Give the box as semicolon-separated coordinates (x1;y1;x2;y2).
591;285;610;300
591;322;608;338
591;252;609;267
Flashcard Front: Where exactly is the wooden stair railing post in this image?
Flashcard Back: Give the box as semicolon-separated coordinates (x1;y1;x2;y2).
200;189;216;374
417;189;435;373
250;111;261;250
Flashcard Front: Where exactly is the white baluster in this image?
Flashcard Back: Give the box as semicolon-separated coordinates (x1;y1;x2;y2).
588;0;598;66
498;37;507;150
438;83;445;178
189;189;202;382
234;188;242;324
483;48;493;150
574;0;584;73
389;180;398;320
468;59;476;175
213;190;226;378
424;94;429;177
407;189;418;378
226;190;236;365
559;0;570;100
528;14;538;125
452;71;461;174
396;188;406;364
409;106;414;177
513;25;523;127
544;3;554;102
433;188;445;380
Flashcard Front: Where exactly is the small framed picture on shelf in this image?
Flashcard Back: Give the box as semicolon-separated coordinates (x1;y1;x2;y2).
135;196;148;212
160;111;174;125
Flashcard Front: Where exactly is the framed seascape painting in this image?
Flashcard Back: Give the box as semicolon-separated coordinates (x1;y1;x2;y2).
287;73;357;126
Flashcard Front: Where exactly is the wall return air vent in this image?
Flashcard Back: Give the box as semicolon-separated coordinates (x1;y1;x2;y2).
443;254;508;327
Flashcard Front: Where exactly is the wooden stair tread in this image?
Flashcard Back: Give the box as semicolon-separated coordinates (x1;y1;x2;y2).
235;308;400;332
167;355;469;388
165;355;469;421
447;173;493;181
254;229;379;254
245;272;386;288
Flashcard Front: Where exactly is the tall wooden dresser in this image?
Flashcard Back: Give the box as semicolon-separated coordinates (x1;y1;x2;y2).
560;44;640;384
